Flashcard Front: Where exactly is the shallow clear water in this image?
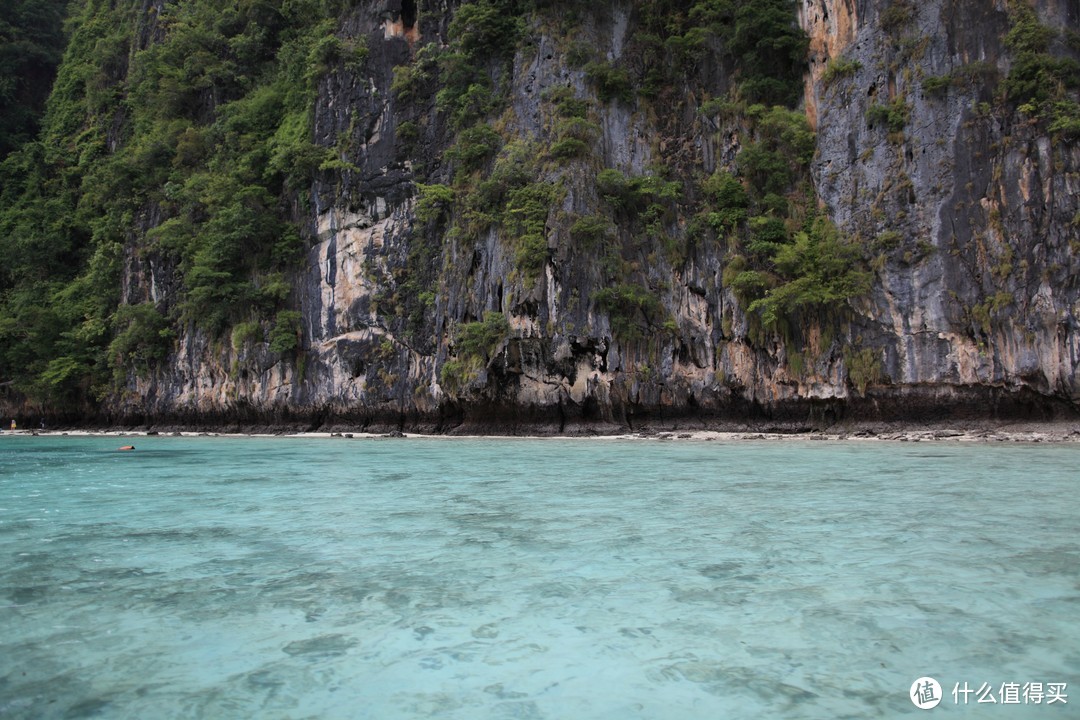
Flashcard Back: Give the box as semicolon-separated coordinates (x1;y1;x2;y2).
0;435;1077;719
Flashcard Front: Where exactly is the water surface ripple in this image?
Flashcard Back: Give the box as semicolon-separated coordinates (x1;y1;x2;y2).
1;436;1077;718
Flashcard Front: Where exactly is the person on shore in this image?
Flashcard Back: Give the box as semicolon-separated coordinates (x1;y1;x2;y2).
9;419;15;431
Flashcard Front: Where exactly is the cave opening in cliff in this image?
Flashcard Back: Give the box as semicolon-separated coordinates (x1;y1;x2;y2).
401;0;416;30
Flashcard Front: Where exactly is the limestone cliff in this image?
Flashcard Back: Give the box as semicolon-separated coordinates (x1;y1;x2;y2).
95;0;1080;430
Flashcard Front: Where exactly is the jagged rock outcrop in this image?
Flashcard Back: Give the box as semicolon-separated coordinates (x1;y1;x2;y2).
108;0;1079;431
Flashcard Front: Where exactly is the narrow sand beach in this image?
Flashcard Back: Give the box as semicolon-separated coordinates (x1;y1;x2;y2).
4;422;1079;444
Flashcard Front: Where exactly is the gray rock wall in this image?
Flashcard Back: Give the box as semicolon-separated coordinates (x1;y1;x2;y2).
812;0;1080;406
114;0;1080;431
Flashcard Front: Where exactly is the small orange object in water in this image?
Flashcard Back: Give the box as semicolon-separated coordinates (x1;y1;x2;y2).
118;445;135;451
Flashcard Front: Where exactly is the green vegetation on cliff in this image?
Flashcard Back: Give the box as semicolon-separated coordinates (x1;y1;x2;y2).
1003;0;1080;135
0;0;834;407
0;0;358;406
3;0;1074;419
0;0;68;159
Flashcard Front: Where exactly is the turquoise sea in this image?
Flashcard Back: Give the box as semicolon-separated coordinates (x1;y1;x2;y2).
0;435;1077;718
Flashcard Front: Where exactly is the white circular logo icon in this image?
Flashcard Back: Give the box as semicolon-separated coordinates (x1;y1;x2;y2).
911;677;943;709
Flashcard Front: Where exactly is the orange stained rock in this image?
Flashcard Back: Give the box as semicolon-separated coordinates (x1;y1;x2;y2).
801;0;859;129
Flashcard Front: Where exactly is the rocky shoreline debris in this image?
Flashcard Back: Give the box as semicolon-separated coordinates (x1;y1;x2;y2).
2;422;1078;444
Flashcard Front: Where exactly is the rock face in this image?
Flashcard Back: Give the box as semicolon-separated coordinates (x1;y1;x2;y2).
811;0;1080;416
114;0;1080;431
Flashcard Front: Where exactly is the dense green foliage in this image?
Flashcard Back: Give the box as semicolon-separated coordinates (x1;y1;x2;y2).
844;346;882;396
0;0;358;405
0;0;68;158
569;215;614;249
108;303;174;383
879;0;914;34
415;183;454;225
746;217;872;327
726;0;808;105
268;310;302;354
440;311;510;391
593;283;666;341
454;311;510;359
702;170;748;231
821;56;861;86
866;99;910;134
576;0;807;106
1002;0;1080;135
712;105;871;336
583;60;634;104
